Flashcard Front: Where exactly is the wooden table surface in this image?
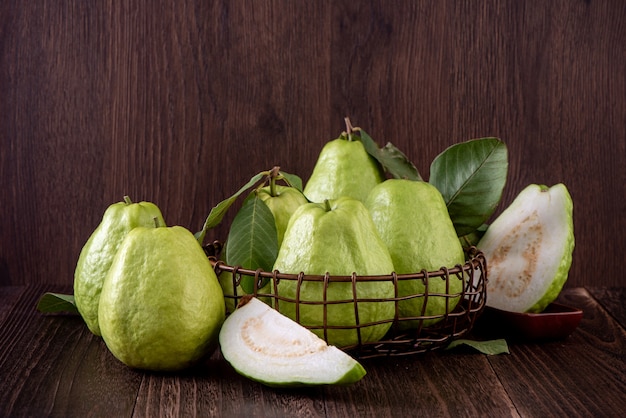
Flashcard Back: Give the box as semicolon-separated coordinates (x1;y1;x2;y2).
1;285;624;417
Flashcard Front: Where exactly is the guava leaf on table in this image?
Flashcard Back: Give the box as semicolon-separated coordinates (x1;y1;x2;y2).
446;338;510;355
358;129;423;181
36;292;79;314
429;137;508;237
225;194;278;294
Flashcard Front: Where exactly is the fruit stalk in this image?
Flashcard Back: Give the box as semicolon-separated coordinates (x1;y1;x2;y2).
268;166;281;197
344;117;356;141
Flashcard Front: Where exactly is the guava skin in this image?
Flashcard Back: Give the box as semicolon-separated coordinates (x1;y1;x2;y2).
303;137;384;203
477;183;574;313
256;185;309;247
73;198;165;336
365;179;466;329
218;271;240;314
98;225;225;371
273;196;395;348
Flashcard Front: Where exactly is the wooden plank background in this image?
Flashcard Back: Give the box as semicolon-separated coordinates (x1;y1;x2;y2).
1;0;625;287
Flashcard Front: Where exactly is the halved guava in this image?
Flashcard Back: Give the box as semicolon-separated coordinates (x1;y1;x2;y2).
477;183;574;313
219;296;366;387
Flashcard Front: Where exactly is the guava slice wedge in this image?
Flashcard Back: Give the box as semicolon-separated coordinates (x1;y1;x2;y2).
477;183;574;313
219;296;367;387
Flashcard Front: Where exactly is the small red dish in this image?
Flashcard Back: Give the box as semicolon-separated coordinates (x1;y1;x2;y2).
474;303;583;342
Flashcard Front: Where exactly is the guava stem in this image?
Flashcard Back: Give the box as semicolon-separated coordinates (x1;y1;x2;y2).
269;166;281;196
123;196;132;205
323;199;332;211
269;180;276;196
344;117;354;141
153;216;163;228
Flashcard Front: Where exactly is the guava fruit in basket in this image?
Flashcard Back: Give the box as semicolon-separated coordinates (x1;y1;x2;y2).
303;131;384;203
365;179;466;329
256;184;309;246
273;196;395;348
219;296;366;387
477;183;574;313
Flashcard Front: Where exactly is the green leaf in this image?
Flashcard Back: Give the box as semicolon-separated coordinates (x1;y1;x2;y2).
36;292;79;314
225;194;278;293
359;129;423;181
459;223;489;250
446;338;510;355
429;137;508;237
196;172;266;244
279;171;303;192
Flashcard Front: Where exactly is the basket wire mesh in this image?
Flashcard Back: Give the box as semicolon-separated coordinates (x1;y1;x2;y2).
205;241;487;359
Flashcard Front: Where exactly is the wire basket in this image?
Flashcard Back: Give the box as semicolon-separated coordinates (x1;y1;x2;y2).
205;241;487;359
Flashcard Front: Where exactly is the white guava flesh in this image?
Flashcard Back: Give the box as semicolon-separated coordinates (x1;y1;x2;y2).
219;297;367;387
477;183;574;313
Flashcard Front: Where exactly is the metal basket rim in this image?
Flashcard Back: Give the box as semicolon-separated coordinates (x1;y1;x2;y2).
205;240;486;282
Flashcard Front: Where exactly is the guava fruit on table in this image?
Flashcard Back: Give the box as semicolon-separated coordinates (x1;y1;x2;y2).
303;132;385;203
365;179;466;329
98;223;225;371
73;196;165;336
272;196;396;348
477;183;574;313
219;296;367;387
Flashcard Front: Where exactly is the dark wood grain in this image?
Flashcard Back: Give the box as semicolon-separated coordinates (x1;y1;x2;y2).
587;287;626;329
1;2;625;289
1;284;624;417
326;353;519;417
487;288;626;417
0;285;24;324
0;285;142;417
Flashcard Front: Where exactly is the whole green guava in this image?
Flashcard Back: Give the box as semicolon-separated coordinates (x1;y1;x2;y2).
273;196;395;348
256;184;309;247
365;179;466;329
74;196;165;336
98;224;225;371
303;134;384;203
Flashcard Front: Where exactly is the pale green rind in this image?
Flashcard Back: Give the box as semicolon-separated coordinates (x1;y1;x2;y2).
219;297;367;387
249;363;367;389
477;183;574;313
365;179;466;329
273;197;395;347
98;226;225;371
303;138;384;203
73;201;165;336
